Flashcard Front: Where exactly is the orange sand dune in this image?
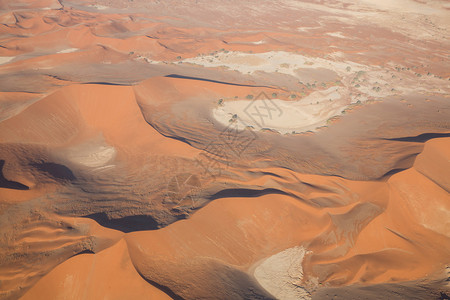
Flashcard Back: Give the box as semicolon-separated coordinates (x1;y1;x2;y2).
1;0;449;299
123;139;449;298
1;80;449;300
20;239;171;300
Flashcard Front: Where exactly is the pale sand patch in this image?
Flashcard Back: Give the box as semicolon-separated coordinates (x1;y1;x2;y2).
253;246;311;300
183;51;366;77
61;137;116;168
326;32;347;39
57;48;79;54
288;0;448;40
228;40;266;45
297;26;322;32
90;4;109;10
213;86;348;134
294;67;339;84
0;57;15;65
358;0;443;15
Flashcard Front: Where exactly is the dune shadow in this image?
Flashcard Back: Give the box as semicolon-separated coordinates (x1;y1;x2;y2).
135;272;184;300
30;162;75;181
165;74;277;89
83;212;159;233
209;187;292;200
380;168;408;179
383;132;450;143
83;81;129;86
0;160;29;190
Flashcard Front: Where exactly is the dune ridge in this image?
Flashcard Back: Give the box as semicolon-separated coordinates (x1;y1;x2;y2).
1;0;449;299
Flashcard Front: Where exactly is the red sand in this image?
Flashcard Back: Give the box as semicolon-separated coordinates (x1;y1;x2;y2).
0;0;449;299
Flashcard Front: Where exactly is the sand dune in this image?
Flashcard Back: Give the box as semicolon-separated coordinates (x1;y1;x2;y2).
0;0;449;299
19;239;171;300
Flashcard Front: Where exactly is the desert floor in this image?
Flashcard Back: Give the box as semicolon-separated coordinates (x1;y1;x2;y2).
0;0;449;299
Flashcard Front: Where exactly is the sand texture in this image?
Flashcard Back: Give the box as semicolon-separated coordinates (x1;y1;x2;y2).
0;0;449;299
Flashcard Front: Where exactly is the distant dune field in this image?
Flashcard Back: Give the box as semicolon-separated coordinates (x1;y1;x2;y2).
0;0;449;299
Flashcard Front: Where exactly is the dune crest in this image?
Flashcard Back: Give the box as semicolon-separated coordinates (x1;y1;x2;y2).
1;0;449;299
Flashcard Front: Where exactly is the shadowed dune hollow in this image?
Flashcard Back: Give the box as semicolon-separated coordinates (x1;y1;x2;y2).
0;0;449;299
